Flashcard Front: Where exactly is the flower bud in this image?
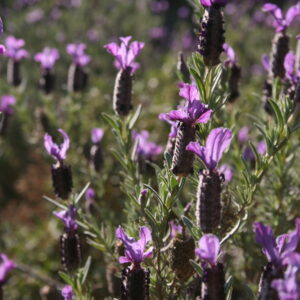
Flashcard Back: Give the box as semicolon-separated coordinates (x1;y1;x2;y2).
7;59;21;86
121;267;150;300
201;263;225;300
197;169;223;233
90;144;104;173
51;163;73;200
67;63;88;92
198;7;225;67
113;67;133;116
171;122;195;176
170;235;195;281
60;232;81;272
269;32;289;79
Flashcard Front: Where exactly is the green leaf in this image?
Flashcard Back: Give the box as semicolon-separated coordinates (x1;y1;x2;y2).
43;195;66;210
81;256;92;285
182;216;200;240
75;182;90;204
102;113;120;133
189;260;203;276
59;271;73;286
144;184;168;212
129;104;142;130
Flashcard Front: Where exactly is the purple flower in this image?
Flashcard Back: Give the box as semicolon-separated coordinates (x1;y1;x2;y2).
167;83;212;126
159;113;177;138
169;221;183;239
262;3;300;32
44;129;70;162
195;234;220;267
91;128;104;144
186;128;233;170
223;43;237;66
104;36;144;73
66;43;91;66
272;253;300;300
115;226;153;266
219;164;233;182
4;36;29;61
253;220;300;266
85;188;96;200
0;254;16;284
0;95;16;115
200;0;227;8
284;51;299;83
54;205;78;233
133;130;163;161
237;127;249;144
34;47;59;70
61;285;73;300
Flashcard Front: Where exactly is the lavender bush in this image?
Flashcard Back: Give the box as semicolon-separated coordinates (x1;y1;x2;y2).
0;0;300;299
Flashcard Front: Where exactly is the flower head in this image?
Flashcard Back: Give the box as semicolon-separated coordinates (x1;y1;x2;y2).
115;226;153;265
66;43;91;66
0;95;16;115
91;128;104;144
5;36;29;60
133;130;163;161
54;205;78;233
195;234;220;267
199;0;227;8
186;128;232;170
253;219;300;266
167;83;212;126
104;36;144;73
262;3;300;32
169;221;183;239
44;129;70;162
159;113;178;138
223;43;237;67
62;285;73;300
0;254;16;284
34;47;60;69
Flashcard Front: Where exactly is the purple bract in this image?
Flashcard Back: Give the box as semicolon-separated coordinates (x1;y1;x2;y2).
200;0;227;8
54;205;78;233
66;43;91;66
262;3;300;32
44;129;70;162
186;127;232;170
253;219;300;267
91;128;104;144
0;95;16;115
104;36;144;73
133;130;163;161
167;83;212;126
4;36;29;61
0;254;15;285
85;188;96;200
284;51;299;84
115;226;153;266
195;234;220;267
61;285;73;300
34;47;60;69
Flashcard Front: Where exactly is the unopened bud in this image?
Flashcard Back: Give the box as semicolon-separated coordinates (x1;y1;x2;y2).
51;163;73;200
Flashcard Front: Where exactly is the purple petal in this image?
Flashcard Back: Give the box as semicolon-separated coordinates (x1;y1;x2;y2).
58;129;70;161
179;83;200;102
120;36;132;46
167;110;188;122
0;45;6;54
286;4;300;26
195;234;220;266
223;43;236;65
115;226;135;246
44;133;60;160
104;42;119;56
119;256;131;264
276;234;289;254
262;54;270;72
200;0;212;7
186;141;206;160
282;218;300;257
91;128;104;144
284;51;295;80
126;41;144;66
204;128;233;169
194;108;212;124
0;254;16;284
62;285;73;300
253;222;280;264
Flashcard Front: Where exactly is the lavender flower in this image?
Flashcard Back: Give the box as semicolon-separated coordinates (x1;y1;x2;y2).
284;51;300;85
0;254;15;285
85;188;96;200
0;95;16;115
200;0;226;8
253;219;300;267
186;128;232;170
262;3;300;33
167;83;212;126
34;47;59;70
54;205;78;234
61;285;73;300
195;234;225;299
44;129;70;163
91;128;104;144
115;226;153;266
104;36;144;74
133;130;163;162
223;43;236;67
66;43;90;67
4;36;29;61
